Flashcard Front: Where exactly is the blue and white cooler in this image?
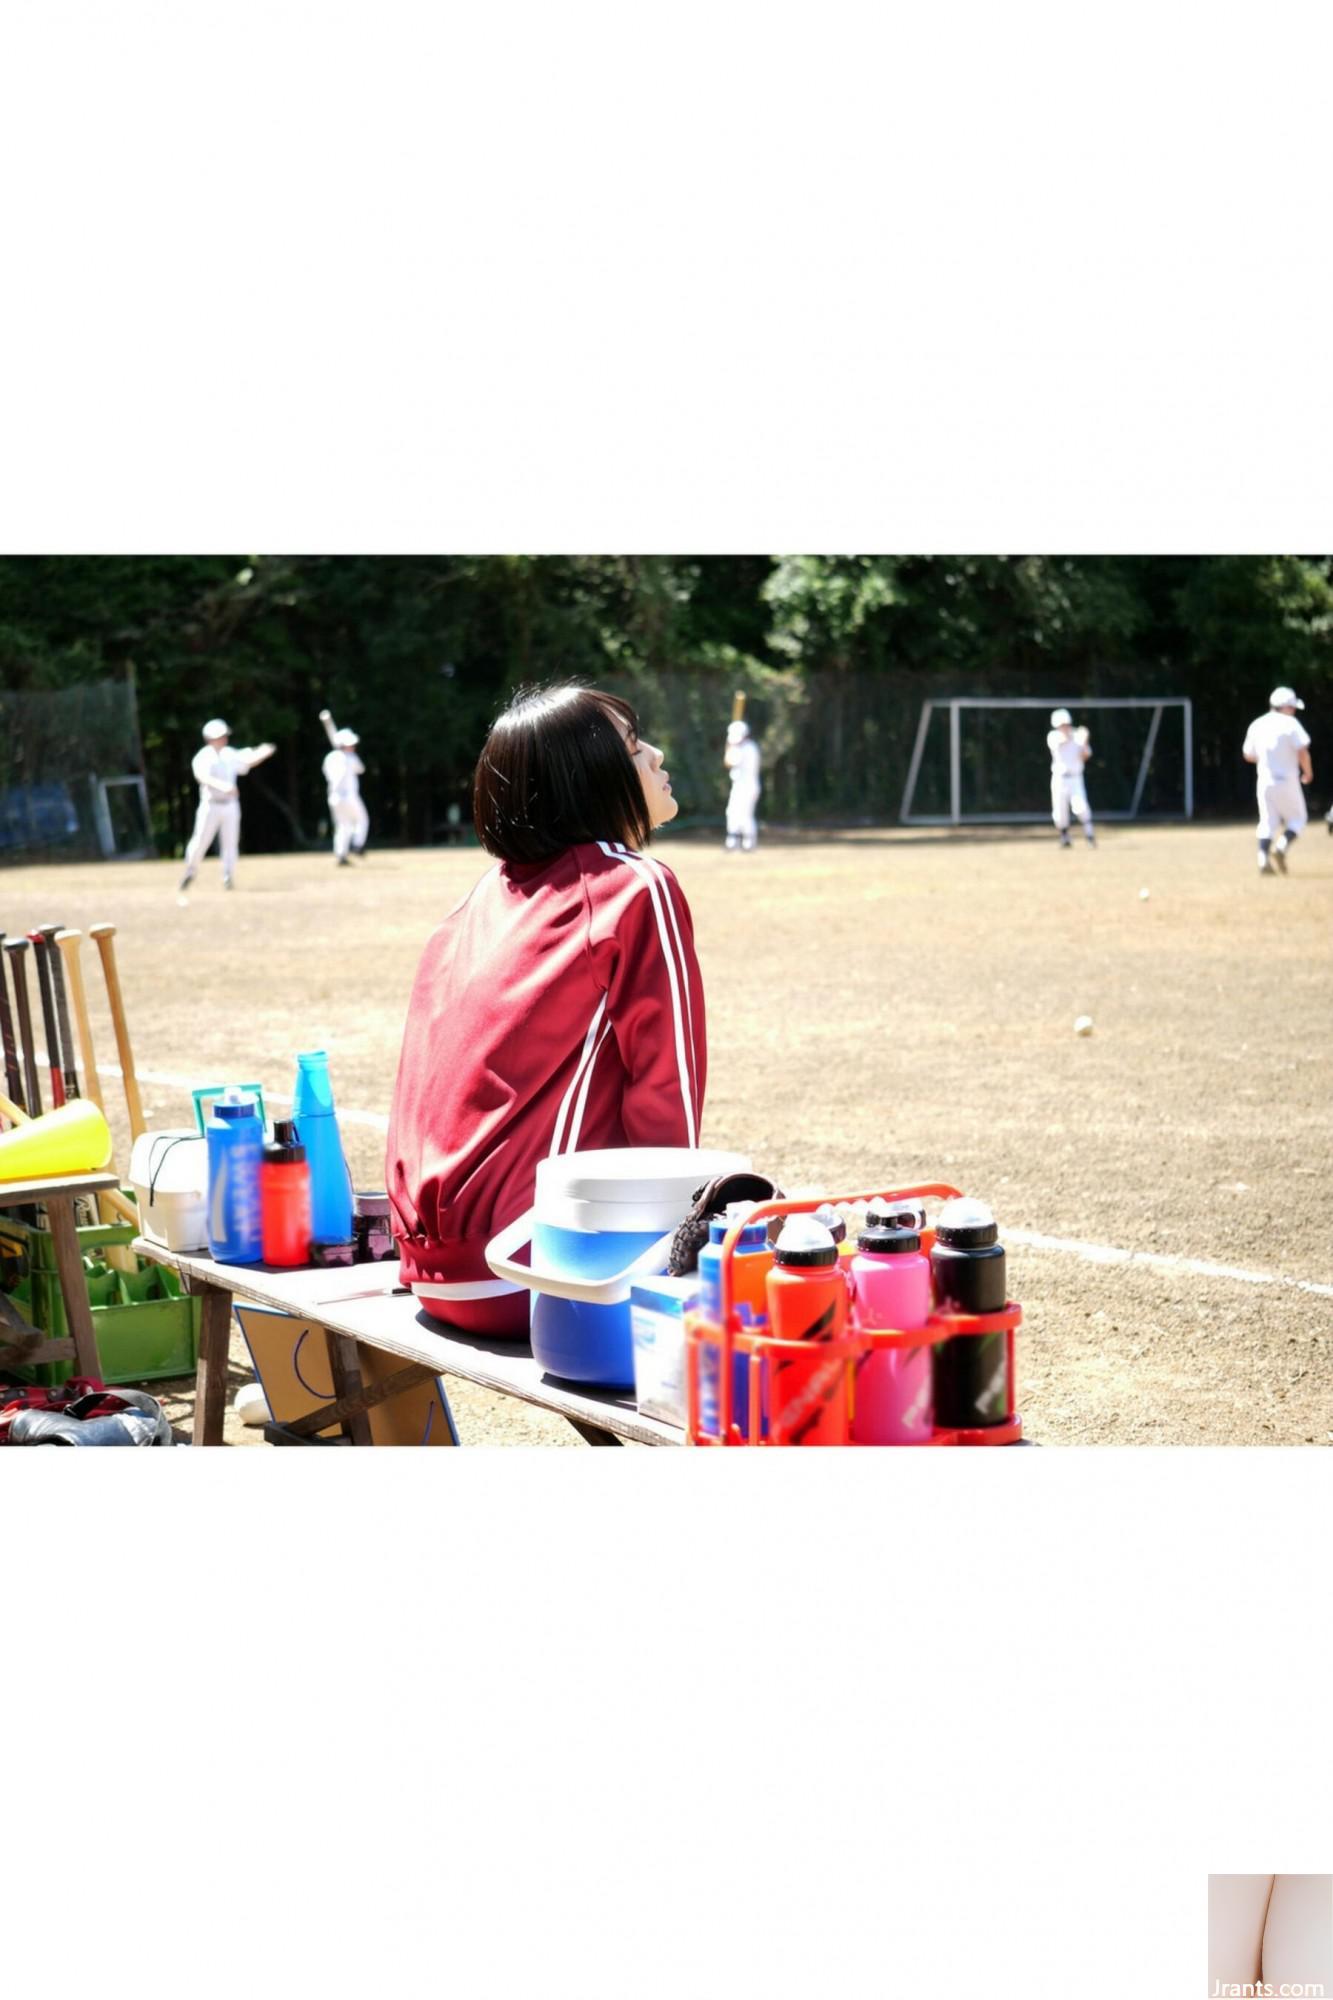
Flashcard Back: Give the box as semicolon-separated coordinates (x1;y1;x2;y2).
485;1147;749;1388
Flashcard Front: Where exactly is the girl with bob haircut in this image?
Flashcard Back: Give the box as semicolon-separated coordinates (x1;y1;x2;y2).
387;684;707;1335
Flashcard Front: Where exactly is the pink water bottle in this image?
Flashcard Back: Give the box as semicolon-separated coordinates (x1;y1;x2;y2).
849;1224;934;1444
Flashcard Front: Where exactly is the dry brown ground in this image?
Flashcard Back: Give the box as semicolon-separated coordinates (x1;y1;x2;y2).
3;819;1329;1444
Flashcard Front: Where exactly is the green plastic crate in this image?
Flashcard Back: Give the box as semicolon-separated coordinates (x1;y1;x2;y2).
0;1217;201;1388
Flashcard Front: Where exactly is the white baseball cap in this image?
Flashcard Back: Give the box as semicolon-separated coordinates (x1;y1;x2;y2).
334;727;360;747
1050;708;1072;728
202;718;230;739
726;719;749;744
1269;686;1304;710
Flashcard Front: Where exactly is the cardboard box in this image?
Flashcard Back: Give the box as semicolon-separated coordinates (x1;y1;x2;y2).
630;1274;698;1428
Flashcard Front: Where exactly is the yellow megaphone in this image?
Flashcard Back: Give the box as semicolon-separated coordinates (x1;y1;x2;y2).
0;1096;114;1180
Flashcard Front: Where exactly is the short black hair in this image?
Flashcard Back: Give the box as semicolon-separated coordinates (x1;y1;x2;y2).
472;683;654;862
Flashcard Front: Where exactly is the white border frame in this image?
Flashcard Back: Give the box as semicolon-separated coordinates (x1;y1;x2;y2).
899;696;1194;825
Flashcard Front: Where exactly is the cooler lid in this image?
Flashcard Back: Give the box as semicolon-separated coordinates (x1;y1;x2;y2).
534;1147;750;1208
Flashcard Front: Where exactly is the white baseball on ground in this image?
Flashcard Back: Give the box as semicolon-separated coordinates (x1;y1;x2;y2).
1139;888;1150;900
234;1383;268;1426
1074;1015;1094;1036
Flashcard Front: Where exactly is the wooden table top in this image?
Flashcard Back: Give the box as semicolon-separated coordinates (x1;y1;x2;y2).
131;1238;685;1447
0;1170;120;1205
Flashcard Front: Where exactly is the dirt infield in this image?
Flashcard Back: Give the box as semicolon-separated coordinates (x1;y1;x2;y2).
2;820;1329;1444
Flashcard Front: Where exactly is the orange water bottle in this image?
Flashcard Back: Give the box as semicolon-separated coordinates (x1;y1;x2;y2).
764;1214;850;1446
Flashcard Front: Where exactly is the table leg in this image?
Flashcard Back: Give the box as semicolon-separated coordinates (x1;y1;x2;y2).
194;1285;234;1447
325;1332;375;1446
45;1195;102;1380
564;1418;624;1447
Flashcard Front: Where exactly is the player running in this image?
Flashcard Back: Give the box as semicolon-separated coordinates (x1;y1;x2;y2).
1243;686;1312;874
1047;708;1095;849
319;709;369;865
177;718;276;901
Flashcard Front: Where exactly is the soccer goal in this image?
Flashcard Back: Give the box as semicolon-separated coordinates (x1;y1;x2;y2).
898;697;1194;825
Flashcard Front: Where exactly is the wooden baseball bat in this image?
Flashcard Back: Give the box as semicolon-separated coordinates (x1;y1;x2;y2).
3;937;42;1115
27;930;65;1108
0;935;26;1114
88;924;146;1141
53;932;102;1111
54;929;139;1263
732;690;747;722
38;923;80;1104
0;1085;141;1231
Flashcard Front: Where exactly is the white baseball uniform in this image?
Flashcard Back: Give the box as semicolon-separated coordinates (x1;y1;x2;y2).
724;735;761;849
322;746;369;859
181;743;271;885
1242;710;1310;839
1047;728;1092;831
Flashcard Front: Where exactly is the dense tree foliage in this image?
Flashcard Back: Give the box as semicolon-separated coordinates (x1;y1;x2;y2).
1;555;1329;850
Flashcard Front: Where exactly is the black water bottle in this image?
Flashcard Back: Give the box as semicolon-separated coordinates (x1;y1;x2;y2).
930;1197;1009;1428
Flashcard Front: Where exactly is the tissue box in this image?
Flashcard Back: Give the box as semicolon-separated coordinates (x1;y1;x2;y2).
630;1274;698;1428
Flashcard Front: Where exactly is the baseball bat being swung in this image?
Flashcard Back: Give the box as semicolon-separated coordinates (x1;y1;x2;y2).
3;937;42;1116
88;924;145;1143
731;690;747;723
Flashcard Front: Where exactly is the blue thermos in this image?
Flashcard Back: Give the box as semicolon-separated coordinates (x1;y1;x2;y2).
291;1051;354;1244
206;1089;263;1263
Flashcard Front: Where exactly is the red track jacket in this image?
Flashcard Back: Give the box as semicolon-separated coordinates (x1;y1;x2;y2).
387;840;707;1314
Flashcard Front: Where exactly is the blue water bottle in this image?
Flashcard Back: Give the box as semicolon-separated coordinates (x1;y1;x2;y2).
206;1089;263;1264
291;1051;354;1245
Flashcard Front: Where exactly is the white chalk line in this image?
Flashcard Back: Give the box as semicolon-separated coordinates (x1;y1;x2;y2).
82;1060;1333;1300
1005;1228;1333;1302
89;1061;391;1132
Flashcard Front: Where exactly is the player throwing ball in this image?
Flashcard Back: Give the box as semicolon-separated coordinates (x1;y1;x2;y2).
1047;708;1095;848
723;717;761;851
319;709;369;865
1242;685;1312;874
177;718;275;900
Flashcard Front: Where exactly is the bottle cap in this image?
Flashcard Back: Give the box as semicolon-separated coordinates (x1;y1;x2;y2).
707;1208;769;1251
866;1200;925;1232
213;1088;258;1122
933;1196;998;1248
263;1119;306;1165
309;1238;356;1268
773;1214;838;1268
811;1202;847;1244
857;1225;922;1255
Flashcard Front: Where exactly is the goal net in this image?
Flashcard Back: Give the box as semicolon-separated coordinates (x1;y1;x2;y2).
899;697;1194;824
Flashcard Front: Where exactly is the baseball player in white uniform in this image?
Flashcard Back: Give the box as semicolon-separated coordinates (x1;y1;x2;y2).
1242;686;1312;874
724;718;761;851
177;719;275;900
319;709;369;864
1047;708;1095;848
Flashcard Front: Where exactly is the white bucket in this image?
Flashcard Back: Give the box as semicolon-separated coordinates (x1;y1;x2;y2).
130;1128;210;1253
485;1146;749;1386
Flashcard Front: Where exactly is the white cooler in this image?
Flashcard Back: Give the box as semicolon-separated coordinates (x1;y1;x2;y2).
130;1129;210;1253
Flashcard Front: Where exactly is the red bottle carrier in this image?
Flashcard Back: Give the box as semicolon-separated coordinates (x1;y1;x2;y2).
683;1184;1023;1447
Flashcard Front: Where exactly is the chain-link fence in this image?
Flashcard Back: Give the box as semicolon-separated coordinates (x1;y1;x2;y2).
0;682;153;863
606;670;1255;826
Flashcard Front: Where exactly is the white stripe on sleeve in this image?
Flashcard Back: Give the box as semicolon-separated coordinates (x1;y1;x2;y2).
548;995;608;1157
597;841;696;1145
626;846;698;1104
